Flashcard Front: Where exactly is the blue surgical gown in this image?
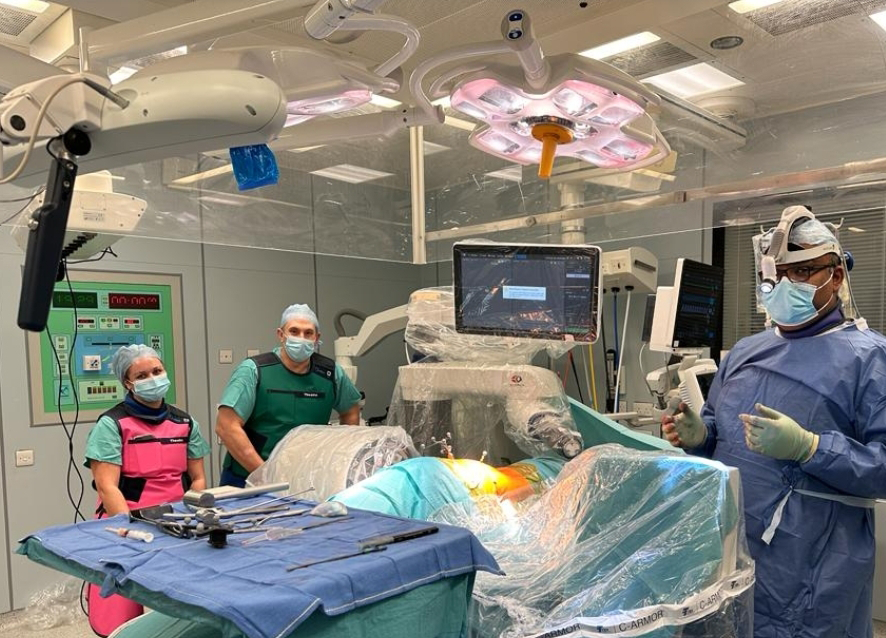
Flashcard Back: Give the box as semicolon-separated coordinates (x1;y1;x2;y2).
698;320;886;638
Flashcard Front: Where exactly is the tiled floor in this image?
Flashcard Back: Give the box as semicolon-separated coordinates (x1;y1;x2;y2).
0;609;884;637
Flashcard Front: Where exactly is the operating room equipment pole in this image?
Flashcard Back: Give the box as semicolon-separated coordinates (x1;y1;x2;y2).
613;288;633;412
410;125;426;264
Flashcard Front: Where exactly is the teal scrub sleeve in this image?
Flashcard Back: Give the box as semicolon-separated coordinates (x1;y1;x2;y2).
187;417;211;459
334;364;363;413
218;358;259;421
84;415;123;466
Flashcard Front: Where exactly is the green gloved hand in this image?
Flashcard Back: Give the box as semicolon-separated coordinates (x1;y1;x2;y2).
740;403;819;462
661;402;707;449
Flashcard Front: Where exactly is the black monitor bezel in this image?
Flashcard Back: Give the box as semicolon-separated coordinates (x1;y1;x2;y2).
452;242;602;343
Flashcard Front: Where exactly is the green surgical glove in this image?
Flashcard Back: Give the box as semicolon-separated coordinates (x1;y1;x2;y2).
740;403;819;462
662;402;707;449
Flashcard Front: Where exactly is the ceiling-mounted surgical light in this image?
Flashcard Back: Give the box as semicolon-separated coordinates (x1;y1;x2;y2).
410;9;669;179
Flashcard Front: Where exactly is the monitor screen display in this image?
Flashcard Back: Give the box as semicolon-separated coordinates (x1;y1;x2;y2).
671;259;724;349
453;242;601;342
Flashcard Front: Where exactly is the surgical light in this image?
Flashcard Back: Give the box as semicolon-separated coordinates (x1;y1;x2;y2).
410;9;670;179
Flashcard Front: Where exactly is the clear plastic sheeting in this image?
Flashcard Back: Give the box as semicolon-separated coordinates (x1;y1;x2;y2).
404;287;575;364
394;286;583;464
10;577;83;631
389;362;582;464
427;445;754;638
246;424;418;501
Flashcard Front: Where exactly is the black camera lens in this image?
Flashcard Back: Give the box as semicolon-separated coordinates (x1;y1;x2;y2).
508;11;523;21
508;28;523;39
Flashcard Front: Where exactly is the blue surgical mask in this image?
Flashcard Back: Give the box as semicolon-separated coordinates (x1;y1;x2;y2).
285;336;315;362
131;373;170;402
760;274;832;327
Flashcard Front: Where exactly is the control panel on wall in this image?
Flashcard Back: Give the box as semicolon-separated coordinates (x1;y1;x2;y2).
27;271;186;426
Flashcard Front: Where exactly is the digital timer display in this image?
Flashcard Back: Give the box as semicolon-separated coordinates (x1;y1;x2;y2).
52;291;99;309
107;293;161;310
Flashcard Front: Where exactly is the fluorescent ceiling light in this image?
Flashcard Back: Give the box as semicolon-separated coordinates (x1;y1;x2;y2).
169;164;233;186
643;63;744;99
847;226;866;233
870;10;886;32
0;0;49;13
727;0;785;14
310;164;394;184
286;145;325;154
369;94;402;109
578;31;660;60
423;141;450;155
485;165;523;183
109;66;138;85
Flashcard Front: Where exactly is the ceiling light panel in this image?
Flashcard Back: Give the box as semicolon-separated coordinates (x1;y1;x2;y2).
870;9;886;31
727;0;785;14
643;63;744;99
579;32;660;60
0;0;48;13
422;141;450;155
310;164;394;184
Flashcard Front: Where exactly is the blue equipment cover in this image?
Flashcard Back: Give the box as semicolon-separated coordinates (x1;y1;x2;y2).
19;499;501;638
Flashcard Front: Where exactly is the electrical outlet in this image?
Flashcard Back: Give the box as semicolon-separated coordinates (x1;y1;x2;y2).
15;449;34;467
634;402;654;417
82;355;102;371
218;349;233;364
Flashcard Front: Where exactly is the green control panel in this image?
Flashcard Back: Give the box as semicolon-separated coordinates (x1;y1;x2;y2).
27;271;185;426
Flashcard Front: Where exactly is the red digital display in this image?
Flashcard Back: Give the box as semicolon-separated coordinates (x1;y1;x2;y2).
107;293;161;310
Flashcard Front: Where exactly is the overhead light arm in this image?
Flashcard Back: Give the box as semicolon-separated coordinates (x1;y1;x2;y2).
500;10;550;90
408;40;512;122
320;13;420;78
270;106;439;151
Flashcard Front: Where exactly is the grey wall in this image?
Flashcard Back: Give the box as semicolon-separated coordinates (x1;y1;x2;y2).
0;235;420;611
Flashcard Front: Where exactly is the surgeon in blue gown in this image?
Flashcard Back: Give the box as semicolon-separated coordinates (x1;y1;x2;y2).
663;207;886;638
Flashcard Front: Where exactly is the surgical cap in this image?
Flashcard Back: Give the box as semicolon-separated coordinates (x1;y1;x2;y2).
757;217;839;255
111;344;162;383
280;303;319;329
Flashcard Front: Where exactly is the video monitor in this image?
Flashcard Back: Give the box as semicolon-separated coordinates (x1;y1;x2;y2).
650;258;724;353
453;242;602;342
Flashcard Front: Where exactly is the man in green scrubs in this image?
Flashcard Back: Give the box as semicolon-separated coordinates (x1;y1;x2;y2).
217;304;362;487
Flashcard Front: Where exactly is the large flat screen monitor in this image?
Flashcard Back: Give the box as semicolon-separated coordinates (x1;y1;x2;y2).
650;258;723;353
453;242;602;342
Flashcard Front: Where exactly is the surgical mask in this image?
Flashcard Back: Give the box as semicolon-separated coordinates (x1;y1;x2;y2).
131;373;170;402
285;336;315;362
760;273;833;327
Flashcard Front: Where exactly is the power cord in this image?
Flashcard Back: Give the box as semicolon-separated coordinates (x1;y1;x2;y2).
0;187;45;225
43;259;86;524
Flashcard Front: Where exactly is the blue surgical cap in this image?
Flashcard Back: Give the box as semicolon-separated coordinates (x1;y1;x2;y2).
280;303;319;329
111;344;161;383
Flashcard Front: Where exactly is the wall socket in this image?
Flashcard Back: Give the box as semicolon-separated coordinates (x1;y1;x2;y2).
634;402;654;417
15;449;34;467
218;349;233;364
